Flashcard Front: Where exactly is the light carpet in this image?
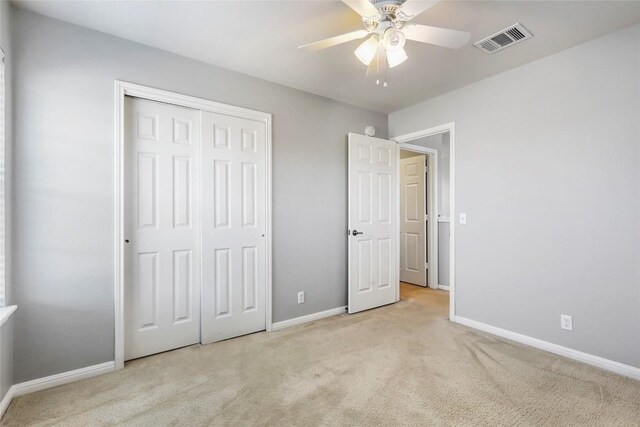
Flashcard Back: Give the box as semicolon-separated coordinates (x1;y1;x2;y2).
3;284;640;426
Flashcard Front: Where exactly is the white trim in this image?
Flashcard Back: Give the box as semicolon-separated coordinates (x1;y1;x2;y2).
392;122;456;321
0;386;13;419
393;123;454;143
455;317;640;380
114;81;273;369
0;305;15;327
438;285;450;291
0;304;15;418
265;109;273;333
13;361;116;397
0;46;6;308
0;361;116;418
271;306;347;331
114;82;125;369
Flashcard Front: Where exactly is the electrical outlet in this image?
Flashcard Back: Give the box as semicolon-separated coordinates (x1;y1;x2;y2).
561;314;573;331
297;291;305;304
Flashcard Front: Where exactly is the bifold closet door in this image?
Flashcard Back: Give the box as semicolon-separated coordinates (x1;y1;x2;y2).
124;97;201;360
200;111;267;344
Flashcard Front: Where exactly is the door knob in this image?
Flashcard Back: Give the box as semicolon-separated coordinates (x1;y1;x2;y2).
351;229;364;236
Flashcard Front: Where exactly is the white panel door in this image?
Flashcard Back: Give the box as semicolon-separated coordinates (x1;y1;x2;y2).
348;133;398;314
124;97;201;360
200;111;267;343
399;155;426;286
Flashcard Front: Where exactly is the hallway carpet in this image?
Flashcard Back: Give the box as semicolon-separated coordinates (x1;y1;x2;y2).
3;284;640;426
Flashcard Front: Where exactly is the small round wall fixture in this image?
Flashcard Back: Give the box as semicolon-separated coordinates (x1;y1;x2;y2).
365;126;376;137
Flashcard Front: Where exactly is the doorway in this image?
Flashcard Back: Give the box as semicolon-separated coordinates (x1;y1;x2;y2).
115;82;273;367
346;125;455;319
394;123;455;320
399;149;436;289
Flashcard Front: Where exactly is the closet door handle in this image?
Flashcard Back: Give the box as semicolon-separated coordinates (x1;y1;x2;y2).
351;230;364;236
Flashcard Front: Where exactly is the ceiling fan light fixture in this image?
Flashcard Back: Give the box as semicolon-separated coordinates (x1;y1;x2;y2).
386;47;408;68
354;35;379;65
383;28;406;52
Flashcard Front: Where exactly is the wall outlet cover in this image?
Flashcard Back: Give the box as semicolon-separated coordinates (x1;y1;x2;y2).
297;291;305;304
561;314;573;331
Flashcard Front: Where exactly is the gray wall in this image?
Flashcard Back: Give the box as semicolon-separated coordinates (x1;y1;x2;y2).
390;23;640;367
0;0;13;400
11;9;387;383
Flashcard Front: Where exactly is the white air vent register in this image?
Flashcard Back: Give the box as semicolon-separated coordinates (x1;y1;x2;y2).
474;23;533;54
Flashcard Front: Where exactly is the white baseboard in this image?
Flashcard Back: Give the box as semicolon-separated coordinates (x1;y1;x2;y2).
271;306;347;331
438;285;450;291
13;361;115;397
0;386;14;419
0;361;115;419
455;316;640;381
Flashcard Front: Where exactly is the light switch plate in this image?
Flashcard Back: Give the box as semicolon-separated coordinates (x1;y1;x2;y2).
459;213;467;224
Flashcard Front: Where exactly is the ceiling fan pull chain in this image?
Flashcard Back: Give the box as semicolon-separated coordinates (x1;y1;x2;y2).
383;53;388;88
375;44;381;85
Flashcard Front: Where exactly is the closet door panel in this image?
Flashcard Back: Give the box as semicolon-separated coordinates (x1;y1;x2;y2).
124;97;201;360
200;112;267;343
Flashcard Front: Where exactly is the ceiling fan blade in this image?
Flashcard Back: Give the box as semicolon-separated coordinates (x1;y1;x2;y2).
398;0;439;21
341;0;379;18
403;24;470;49
298;29;369;52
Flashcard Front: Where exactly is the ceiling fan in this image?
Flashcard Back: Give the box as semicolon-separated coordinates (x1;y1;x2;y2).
298;0;470;86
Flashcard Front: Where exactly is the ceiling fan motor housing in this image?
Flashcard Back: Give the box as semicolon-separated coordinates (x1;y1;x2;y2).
363;0;411;33
370;0;407;8
371;0;407;16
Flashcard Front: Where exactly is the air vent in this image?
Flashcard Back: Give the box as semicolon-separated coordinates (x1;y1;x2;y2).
474;23;533;54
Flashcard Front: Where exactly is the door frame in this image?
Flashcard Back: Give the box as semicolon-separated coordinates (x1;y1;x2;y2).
398;147;438;290
114;81;273;369
392;122;456;321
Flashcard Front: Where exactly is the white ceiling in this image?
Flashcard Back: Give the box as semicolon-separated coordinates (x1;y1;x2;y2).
13;0;640;113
